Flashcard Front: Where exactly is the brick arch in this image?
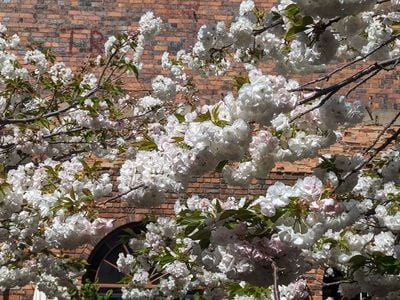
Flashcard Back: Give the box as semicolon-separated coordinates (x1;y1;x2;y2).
75;214;145;262
81;221;146;294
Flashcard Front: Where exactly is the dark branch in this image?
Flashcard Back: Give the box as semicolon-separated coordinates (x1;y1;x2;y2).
297;55;400;106
293;34;400;92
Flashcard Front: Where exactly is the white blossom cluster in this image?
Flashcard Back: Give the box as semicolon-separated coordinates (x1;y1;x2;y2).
166;0;400;75
122;154;400;298
118;62;366;204
0;157;114;293
118;185;338;298
134;11;162;68
48;62;73;84
104;11;161;69
226;69;299;125
24;50;48;74
0;11;170;297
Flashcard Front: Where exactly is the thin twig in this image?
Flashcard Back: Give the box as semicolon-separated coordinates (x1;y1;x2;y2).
0;45;121;126
43;127;84;139
323;280;354;287
345;68;381;98
363;111;400;155
97;184;145;205
297;55;400;106
290;90;336;123
293;34;400;91
336;127;400;192
253;19;284;36
272;261;280;300
0;87;99;125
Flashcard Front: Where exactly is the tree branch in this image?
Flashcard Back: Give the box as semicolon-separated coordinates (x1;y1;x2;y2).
97;184;145;205
296;55;400;106
290;90;336;123
336;126;400;191
253;19;284;36
272;261;280;300
293;34;400;91
0;87;99;125
363;111;400;155
345;68;381;98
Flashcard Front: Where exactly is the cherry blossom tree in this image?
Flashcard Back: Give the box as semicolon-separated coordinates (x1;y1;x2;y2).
0;11;166;297
1;0;400;299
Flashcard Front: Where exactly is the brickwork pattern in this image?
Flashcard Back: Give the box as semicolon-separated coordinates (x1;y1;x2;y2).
0;125;398;299
0;0;399;110
0;0;399;299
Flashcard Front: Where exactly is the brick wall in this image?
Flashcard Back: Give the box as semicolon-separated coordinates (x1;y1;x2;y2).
1;125;393;299
0;1;399;299
0;0;399;112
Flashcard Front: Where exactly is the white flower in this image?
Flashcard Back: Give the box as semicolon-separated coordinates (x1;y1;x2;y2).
24;50;48;74
152;75;176;101
164;261;190;278
104;36;117;56
139;11;162;38
271;113;290;132
80;73;97;92
133;96;162;116
239;0;255;16
48;62;73;84
132;269;149;284
0;23;6;33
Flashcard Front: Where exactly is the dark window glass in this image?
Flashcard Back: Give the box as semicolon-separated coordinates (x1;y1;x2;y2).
83;222;146;295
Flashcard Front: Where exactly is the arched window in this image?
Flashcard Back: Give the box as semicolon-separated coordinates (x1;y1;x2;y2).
83;222;146;298
322;269;370;300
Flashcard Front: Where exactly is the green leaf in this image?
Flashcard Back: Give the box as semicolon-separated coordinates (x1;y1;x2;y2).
104;289;113;299
177;142;193;150
127;63;139;79
371;252;400;274
184;224;198;236
199;236;211;249
82;188;93;197
284;26;301;41
211;104;220;121
283;4;300;18
156;253;175;266
174;113;185;123
38;117;50;128
69;189;76;201
192;292;203;300
270;207;287;222
272;11;282;21
194;110;212;122
219;209;238;220
0;182;11;196
190;228;210;240
172;136;184;143
215;160;229;172
214;119;230;127
302;16;314;26
215;199;223;213
390;22;400;33
133;134;158;151
83;131;94;143
283;14;313;41
233;75;250;91
349;255;367;271
44;166;58;178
